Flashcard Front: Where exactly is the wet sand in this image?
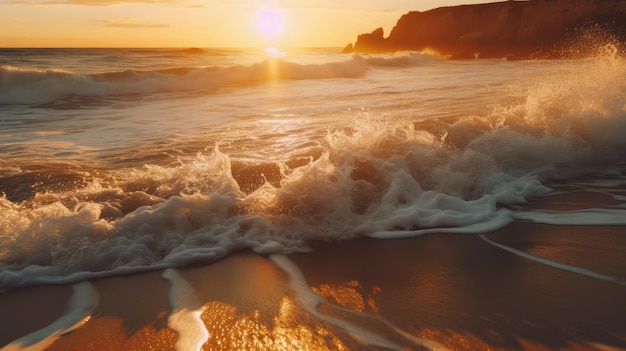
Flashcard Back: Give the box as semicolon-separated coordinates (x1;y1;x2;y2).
1;218;625;350
293;228;626;350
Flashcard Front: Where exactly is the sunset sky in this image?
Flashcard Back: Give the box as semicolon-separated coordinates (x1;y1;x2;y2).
1;0;492;48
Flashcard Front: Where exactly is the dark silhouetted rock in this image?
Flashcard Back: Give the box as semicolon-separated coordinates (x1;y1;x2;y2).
345;0;626;59
353;27;387;53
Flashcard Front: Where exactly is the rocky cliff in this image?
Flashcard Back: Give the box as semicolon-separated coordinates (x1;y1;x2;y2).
344;0;626;59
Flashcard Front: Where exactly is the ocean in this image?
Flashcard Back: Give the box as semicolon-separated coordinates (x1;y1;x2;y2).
1;46;626;289
1;46;626;350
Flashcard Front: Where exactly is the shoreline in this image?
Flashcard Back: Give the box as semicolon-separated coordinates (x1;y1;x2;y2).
2;221;625;350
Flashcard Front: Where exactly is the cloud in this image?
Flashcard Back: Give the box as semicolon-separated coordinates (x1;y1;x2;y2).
99;17;169;28
9;0;181;6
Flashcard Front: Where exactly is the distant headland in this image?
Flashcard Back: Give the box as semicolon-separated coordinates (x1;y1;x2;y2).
343;0;626;59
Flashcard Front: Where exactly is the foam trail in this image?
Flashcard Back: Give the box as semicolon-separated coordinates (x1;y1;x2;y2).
162;268;209;351
546;190;626;203
368;210;513;239
479;235;626;286
270;255;447;350
514;209;626;226
0;282;99;351
319;292;449;350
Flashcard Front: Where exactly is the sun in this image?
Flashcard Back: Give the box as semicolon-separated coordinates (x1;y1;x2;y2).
255;6;285;41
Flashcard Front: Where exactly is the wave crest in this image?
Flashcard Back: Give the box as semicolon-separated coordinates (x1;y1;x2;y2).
1;50;625;289
0;53;440;105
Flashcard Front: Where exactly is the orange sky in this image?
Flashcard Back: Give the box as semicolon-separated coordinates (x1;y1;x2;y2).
0;0;494;48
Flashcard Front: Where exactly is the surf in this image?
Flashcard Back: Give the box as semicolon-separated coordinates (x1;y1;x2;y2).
0;47;625;290
0;52;442;105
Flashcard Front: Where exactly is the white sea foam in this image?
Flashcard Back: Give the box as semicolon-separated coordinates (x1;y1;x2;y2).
480;235;626;286
0;282;99;351
0;49;625;290
514;209;626;225
270;254;449;350
162;268;209;351
270;255;449;350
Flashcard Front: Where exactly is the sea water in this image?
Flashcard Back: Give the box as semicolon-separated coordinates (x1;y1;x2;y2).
1;46;625;290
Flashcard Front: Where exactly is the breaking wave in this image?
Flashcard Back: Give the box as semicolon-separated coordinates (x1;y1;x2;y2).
0;53;438;105
1;49;625;290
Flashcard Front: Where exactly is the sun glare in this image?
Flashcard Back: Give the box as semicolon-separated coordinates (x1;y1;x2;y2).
264;47;285;56
255;6;285;41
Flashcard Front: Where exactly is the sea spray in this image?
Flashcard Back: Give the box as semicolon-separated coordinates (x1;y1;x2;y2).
0;48;625;290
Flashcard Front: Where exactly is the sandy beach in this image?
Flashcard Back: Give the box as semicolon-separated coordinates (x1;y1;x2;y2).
2;216;625;350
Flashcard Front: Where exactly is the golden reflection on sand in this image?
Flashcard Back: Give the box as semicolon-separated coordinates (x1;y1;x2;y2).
43;297;350;351
417;328;501;351
16;274;603;351
200;297;349;351
311;280;381;313
45;314;177;351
